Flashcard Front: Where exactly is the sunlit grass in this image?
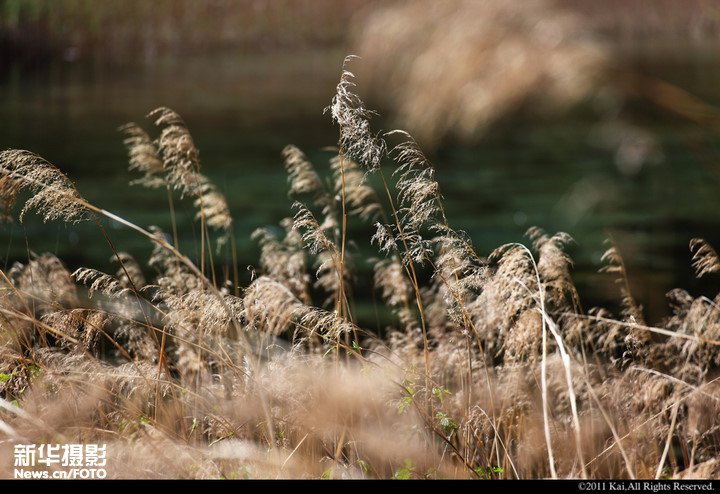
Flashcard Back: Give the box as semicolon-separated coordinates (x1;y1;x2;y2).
1;55;720;480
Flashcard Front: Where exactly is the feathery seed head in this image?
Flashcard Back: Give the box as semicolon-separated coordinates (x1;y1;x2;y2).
690;238;720;278
0;150;89;224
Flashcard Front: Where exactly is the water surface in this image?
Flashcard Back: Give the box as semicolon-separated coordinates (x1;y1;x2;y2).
2;45;720;325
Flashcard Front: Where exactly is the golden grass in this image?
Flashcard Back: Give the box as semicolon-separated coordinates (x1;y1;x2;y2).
0;55;719;480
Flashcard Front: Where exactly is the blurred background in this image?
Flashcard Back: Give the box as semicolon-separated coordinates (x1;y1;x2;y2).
1;0;720;325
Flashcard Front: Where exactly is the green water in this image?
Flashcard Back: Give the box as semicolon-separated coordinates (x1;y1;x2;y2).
2;45;720;325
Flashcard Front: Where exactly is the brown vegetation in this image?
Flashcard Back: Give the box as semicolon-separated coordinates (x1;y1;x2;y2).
349;0;720;151
0;54;719;480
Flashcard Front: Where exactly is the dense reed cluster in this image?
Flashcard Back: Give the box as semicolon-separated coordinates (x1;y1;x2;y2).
351;0;720;151
0;57;719;480
351;0;609;149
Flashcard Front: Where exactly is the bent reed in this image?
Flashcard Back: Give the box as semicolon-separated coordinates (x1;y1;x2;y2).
0;56;719;480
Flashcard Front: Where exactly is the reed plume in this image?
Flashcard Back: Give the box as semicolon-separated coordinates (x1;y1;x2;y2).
0;150;89;224
2;56;720;481
351;0;608;149
690;238;720;279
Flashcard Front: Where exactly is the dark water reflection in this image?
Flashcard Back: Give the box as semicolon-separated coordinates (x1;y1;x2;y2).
0;49;343;264
2;45;720;325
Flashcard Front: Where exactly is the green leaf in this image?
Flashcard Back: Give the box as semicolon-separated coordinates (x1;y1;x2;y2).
432;386;451;404
397;395;413;414
476;465;504;478
394;459;415;480
401;379;415;396
209;433;233;447
394;468;410;480
436;412;458;435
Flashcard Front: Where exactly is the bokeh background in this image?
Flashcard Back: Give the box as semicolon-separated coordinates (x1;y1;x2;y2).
1;0;720;326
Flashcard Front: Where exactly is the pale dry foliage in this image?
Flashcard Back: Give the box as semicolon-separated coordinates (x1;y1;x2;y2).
351;0;720;153
0;56;720;481
351;0;609;149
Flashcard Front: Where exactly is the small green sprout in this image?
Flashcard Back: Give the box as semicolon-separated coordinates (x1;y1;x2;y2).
394;459;415;480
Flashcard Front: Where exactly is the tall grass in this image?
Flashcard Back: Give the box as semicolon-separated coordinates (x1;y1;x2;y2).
1;56;720;480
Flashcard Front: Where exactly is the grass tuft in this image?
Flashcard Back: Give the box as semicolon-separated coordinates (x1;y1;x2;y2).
0;56;719;480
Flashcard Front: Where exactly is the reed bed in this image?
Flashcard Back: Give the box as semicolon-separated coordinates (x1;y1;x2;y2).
0;56;719;480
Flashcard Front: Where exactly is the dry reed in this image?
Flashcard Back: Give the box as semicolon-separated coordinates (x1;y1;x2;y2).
0;54;719;481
